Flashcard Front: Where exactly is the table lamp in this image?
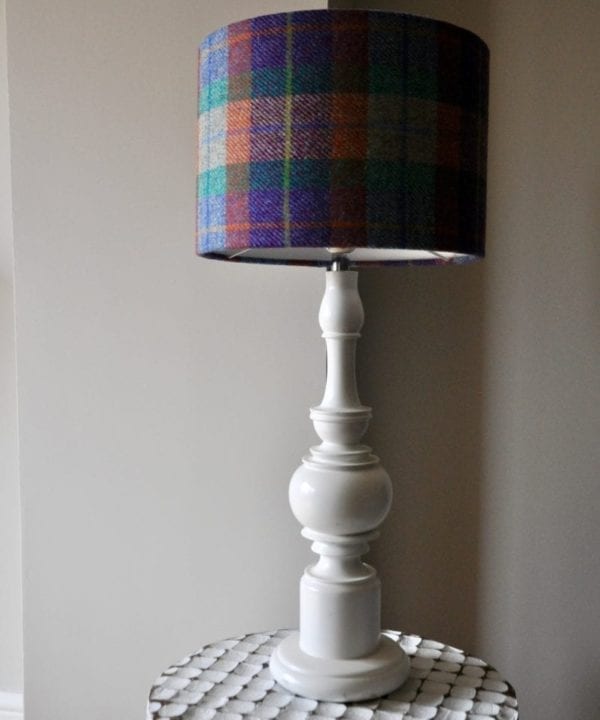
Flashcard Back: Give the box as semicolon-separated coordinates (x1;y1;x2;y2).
197;9;489;702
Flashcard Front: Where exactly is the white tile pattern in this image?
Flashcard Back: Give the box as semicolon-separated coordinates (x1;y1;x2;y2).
147;631;518;720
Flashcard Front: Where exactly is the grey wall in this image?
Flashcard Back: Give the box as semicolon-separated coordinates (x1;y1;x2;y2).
0;0;23;697
5;1;600;719
6;1;321;718
479;4;600;716
333;2;600;719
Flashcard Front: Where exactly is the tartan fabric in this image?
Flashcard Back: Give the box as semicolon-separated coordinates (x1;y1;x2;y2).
197;10;489;266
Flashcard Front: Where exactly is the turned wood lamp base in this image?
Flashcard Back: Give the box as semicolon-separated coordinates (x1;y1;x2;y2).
269;263;409;700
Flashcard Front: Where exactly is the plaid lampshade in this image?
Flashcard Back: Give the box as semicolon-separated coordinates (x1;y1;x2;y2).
197;10;489;266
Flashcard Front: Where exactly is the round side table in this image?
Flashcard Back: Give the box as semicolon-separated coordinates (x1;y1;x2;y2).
147;630;518;720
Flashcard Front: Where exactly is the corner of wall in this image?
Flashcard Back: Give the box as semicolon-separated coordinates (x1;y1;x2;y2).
0;0;24;700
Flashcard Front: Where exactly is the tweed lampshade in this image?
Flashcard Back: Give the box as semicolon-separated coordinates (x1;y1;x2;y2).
197;10;489;266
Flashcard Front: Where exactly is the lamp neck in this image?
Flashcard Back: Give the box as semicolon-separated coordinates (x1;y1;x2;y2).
313;270;370;448
329;255;351;272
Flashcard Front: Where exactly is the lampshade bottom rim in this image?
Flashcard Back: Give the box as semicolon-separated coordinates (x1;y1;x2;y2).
198;247;482;267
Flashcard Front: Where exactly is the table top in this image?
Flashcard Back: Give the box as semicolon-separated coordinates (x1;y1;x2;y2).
147;629;518;720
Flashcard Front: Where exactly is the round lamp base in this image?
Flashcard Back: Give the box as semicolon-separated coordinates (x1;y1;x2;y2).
269;631;410;702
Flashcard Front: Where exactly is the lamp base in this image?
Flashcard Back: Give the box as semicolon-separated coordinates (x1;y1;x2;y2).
270;631;409;702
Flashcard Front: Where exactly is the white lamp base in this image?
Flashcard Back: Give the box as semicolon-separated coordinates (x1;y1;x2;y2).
270;631;410;702
269;269;408;701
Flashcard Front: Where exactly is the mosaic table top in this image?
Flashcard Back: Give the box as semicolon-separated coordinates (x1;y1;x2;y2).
147;630;518;720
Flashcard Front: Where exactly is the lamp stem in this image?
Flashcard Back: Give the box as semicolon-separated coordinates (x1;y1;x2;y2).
270;270;409;701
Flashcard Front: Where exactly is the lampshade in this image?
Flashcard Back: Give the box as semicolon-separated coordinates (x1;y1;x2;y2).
197;9;489;266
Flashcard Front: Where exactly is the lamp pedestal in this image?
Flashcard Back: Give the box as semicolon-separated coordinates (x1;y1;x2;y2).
270;269;409;701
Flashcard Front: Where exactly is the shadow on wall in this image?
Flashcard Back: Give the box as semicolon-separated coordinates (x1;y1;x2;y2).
328;0;491;655
358;265;485;653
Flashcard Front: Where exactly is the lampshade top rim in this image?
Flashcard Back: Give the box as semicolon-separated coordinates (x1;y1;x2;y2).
199;9;489;52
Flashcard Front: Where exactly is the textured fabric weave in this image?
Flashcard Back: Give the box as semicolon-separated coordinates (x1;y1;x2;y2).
197;10;489;266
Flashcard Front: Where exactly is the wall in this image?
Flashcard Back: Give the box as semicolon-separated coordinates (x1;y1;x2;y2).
479;3;600;717
6;1;600;719
333;2;600;719
0;0;23;707
6;2;321;719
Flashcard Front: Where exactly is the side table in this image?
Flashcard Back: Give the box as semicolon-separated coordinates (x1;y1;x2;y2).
147;630;518;720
